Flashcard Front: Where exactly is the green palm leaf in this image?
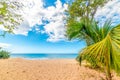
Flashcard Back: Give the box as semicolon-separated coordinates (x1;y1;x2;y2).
77;24;120;74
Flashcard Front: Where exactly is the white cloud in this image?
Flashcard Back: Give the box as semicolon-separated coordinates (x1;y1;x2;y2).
44;20;66;42
2;0;120;42
0;25;6;31
0;43;11;48
42;0;67;42
9;0;67;42
16;0;120;42
13;20;31;35
95;0;120;26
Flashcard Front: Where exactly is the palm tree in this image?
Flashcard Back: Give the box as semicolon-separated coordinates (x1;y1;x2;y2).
77;21;120;80
66;0;120;80
67;19;120;80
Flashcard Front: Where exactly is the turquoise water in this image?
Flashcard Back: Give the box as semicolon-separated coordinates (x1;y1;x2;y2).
11;54;78;60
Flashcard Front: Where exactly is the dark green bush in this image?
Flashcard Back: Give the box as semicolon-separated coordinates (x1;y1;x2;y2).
0;50;10;59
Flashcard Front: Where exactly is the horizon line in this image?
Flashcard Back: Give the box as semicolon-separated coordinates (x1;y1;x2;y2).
11;53;78;54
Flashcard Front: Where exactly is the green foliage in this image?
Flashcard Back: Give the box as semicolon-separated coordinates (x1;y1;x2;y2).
0;50;10;59
76;24;120;80
66;0;110;45
66;0;120;79
77;23;120;71
0;0;23;36
68;0;109;20
0;2;7;16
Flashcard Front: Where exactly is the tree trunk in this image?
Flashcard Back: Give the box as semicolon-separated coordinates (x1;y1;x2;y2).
105;48;112;80
106;67;112;80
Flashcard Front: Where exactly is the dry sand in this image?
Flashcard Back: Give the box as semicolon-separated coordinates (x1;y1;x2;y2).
0;58;119;80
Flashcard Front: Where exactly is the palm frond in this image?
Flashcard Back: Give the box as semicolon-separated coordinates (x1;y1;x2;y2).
77;24;120;74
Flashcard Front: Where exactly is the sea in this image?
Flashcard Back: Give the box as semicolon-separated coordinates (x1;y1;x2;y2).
10;53;78;60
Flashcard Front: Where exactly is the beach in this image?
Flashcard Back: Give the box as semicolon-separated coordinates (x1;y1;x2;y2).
0;58;119;80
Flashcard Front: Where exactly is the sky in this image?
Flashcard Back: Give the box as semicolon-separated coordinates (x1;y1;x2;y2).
0;0;120;54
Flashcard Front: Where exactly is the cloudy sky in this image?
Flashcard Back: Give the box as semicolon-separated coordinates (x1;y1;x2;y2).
0;0;120;54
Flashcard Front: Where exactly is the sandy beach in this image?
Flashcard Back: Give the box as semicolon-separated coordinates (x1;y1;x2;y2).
0;58;119;80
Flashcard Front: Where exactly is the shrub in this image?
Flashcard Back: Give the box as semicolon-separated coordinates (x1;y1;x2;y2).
0;50;10;59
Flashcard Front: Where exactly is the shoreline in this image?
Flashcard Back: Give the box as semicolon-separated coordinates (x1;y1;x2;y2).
10;54;78;60
0;58;119;80
9;57;76;61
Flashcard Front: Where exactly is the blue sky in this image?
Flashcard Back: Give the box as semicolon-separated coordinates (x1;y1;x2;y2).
0;0;86;54
0;0;120;54
0;31;85;54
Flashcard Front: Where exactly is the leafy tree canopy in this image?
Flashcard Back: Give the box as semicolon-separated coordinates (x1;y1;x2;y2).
66;0;110;45
0;0;23;36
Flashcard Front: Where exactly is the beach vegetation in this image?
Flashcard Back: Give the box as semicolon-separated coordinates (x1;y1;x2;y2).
0;49;10;59
66;0;120;80
0;0;22;59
